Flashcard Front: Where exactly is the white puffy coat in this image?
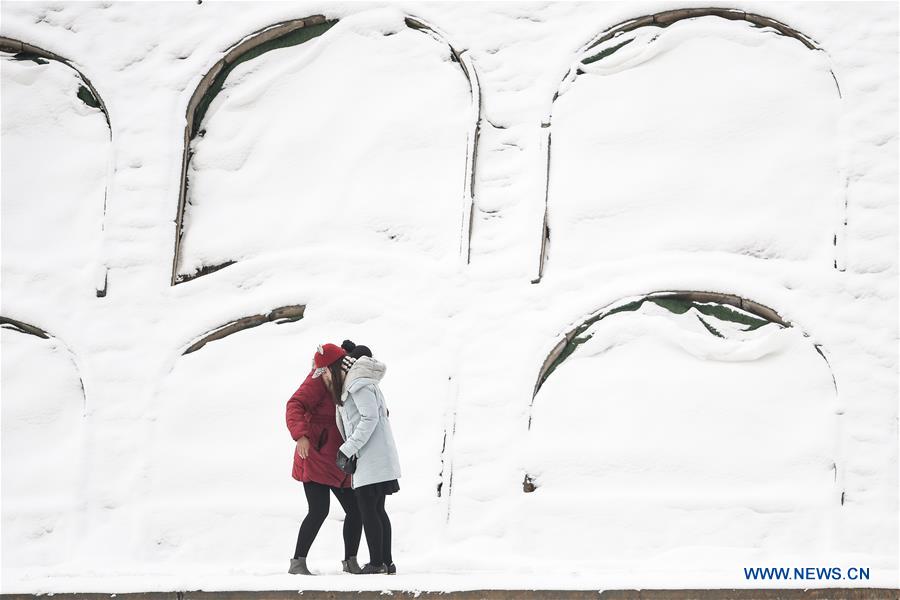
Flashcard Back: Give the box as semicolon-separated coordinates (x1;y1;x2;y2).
336;357;401;489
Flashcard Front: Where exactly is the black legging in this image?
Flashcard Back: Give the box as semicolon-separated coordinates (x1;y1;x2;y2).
356;486;392;565
294;481;362;560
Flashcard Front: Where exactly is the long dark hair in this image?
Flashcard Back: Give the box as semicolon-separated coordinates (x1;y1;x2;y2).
326;362;345;406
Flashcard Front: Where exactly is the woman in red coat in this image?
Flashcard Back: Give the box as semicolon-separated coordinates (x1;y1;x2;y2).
286;343;362;575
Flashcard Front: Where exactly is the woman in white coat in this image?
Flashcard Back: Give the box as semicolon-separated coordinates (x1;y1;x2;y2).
328;342;401;575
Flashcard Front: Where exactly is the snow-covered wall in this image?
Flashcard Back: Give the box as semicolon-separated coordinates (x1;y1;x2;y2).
1;1;897;593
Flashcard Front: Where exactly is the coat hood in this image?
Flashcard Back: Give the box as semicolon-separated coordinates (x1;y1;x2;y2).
342;356;386;396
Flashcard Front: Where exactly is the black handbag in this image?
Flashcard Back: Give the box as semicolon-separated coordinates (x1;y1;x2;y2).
336;451;357;475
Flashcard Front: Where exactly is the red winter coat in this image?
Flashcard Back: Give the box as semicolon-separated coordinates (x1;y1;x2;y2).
285;370;351;488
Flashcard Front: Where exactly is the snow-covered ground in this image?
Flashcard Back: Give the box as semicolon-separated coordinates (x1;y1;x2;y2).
1;1;897;594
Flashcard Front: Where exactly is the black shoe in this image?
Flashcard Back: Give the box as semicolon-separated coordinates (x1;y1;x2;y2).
358;562;387;574
386;562;396;575
342;557;362;574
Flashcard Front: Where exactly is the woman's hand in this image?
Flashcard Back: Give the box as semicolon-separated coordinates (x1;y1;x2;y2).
296;436;310;459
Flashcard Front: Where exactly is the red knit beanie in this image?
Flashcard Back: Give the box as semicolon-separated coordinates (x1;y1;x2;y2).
314;343;346;368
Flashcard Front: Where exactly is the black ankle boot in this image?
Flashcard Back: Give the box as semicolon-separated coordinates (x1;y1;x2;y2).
342;556;362;574
386;562;396;575
288;557;313;575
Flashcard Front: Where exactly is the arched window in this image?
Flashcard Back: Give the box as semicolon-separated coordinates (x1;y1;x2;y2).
172;13;480;285
1;318;86;569
536;10;842;280
142;310;312;563
141;301;446;564
524;292;841;557
1;39;111;296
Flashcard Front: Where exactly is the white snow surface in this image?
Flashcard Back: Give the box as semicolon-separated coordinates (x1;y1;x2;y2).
0;0;897;594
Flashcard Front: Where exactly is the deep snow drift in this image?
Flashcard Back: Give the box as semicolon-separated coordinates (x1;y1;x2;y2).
182;13;472;277
527;300;840;560
1;54;108;293
549;17;841;270
1;1;897;594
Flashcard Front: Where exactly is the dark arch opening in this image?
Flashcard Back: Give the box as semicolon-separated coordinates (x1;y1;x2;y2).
533;8;842;283
172;15;481;285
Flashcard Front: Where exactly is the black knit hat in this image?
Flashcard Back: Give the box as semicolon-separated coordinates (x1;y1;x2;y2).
340;341;373;373
341;340;373;359
350;345;372;359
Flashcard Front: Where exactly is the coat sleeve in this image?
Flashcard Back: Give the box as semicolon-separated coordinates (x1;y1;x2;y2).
339;385;380;457
286;380;313;441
